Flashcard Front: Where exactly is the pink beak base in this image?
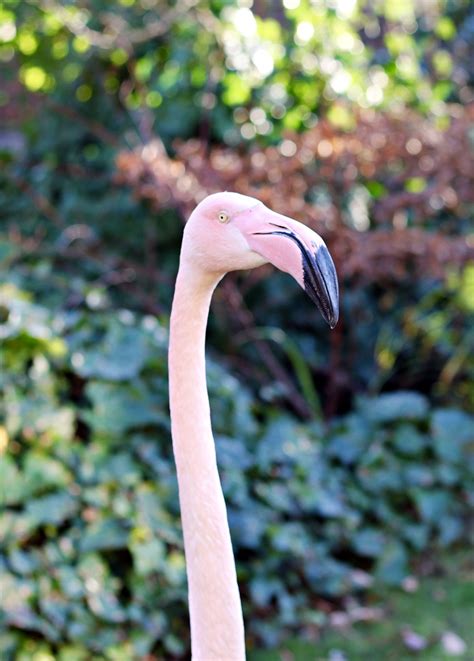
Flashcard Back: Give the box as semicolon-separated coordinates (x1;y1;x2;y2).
238;206;339;328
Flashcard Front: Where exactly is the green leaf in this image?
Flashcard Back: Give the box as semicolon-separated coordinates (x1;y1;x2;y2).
56;566;85;600
131;537;165;576
305;556;351;597
403;464;434;487
228;508;268;549
431;409;473;463
362;391;429;423
98;452;141;485
250;576;282;607
26;492;79;526
74;323;150;381
8;548;39;575
84;382;163;435
0;572;59;640
40;594;70;631
255;482;295;514
353;529;385;558
222;73;251;105
327;433;366;464
437;516;463;546
413;490;450;524
4;389;74;443
215;435;253;471
0;455;26;505
393;425;426;456
23;453;72;497
313;489;346;518
405;177;427;193
256;417;301;468
376;541;408;585
327;104;355;131
86;591;127;623
402;523;429;550
435;17;456;40
270;522;310;555
76;554;127;624
80;519;129;553
365;180;387;199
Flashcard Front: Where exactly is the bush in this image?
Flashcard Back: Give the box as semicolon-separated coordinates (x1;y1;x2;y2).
1;2;473;417
1;1;473;657
1;286;472;657
115;104;474;413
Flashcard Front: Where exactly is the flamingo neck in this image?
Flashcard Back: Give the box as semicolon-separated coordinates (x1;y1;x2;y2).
169;263;246;661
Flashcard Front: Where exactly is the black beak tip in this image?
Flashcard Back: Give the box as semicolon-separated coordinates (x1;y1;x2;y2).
328;311;339;329
264;227;340;329
302;244;339;329
320;300;338;329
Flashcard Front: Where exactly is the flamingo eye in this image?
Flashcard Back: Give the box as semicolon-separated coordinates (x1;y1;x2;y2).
218;211;229;224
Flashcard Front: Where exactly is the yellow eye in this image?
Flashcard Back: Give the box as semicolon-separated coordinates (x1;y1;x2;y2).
218;211;229;223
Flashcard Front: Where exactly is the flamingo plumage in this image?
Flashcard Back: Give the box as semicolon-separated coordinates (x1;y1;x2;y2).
168;192;339;660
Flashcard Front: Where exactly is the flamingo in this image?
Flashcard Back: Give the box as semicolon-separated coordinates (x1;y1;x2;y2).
168;192;339;660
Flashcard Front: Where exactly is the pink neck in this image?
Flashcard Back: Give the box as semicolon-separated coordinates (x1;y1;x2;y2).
169;264;246;660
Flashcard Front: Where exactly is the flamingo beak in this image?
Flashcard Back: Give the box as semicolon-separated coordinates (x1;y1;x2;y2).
239;207;339;328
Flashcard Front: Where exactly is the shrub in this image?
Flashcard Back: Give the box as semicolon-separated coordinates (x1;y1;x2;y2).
1;287;472;657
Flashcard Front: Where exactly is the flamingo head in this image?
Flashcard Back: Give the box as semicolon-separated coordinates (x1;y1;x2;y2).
182;191;339;328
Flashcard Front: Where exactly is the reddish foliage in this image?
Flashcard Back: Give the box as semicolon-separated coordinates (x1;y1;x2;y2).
115;105;474;284
0;80;43;124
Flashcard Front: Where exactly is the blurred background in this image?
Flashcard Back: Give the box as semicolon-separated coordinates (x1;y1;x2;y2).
0;0;473;659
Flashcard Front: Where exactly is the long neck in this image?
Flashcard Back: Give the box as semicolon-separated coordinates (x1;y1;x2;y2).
169;264;245;661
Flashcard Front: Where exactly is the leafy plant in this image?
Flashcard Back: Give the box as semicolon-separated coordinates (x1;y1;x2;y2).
1;286;472;658
1;1;473;657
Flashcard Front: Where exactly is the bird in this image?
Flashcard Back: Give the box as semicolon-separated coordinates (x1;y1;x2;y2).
168;192;339;660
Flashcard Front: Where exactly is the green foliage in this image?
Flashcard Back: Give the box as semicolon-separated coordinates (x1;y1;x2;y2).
1;1;472;417
249;552;474;660
1;288;472;657
2;0;473;146
1;1;473;657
